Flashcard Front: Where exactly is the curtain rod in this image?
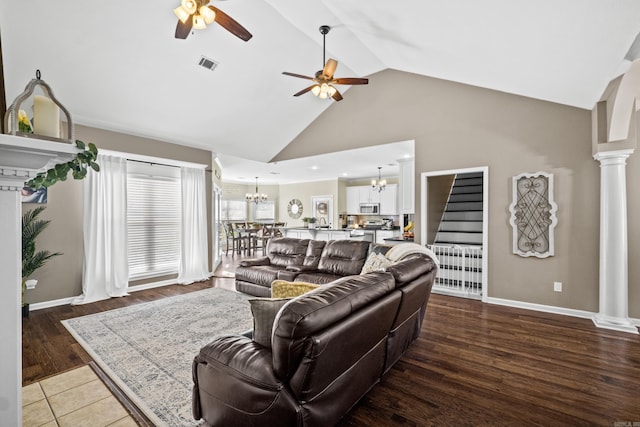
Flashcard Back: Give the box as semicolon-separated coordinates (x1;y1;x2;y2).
127;158;213;173
98;148;210;171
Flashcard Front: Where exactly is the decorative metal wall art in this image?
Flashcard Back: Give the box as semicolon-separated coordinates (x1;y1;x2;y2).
509;172;557;258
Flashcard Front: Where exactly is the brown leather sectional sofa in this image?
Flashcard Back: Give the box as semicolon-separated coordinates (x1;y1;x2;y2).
235;237;372;296
192;238;438;426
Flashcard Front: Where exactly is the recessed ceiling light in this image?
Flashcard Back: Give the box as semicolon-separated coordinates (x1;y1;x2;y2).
269;172;280;175
403;154;411;158
342;172;348;176
311;166;318;170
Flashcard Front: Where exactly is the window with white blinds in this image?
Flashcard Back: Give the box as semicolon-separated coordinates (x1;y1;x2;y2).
127;162;181;279
253;201;275;220
221;199;247;221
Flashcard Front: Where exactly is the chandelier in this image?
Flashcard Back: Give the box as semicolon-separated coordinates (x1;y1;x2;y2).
371;166;387;192
246;177;267;203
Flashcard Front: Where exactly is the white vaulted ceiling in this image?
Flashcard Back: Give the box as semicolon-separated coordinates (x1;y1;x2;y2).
1;0;640;181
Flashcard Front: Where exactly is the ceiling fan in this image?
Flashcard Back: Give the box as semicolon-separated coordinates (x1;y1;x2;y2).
173;0;252;42
283;25;368;101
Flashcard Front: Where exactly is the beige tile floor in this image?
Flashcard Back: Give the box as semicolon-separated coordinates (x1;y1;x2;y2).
22;365;138;427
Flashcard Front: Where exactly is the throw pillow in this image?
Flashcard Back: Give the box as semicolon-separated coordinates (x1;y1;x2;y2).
370;243;393;256
360;252;394;274
248;298;291;348
385;243;440;267
271;280;320;298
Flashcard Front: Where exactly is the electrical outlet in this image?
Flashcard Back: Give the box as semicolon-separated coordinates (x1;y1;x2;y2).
554;281;562;292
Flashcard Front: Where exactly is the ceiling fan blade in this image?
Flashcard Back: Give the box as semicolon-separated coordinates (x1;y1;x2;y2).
323;59;338;79
175;19;192;39
293;85;317;97
332;89;343;102
333;77;369;85
282;72;315;80
209;6;252;41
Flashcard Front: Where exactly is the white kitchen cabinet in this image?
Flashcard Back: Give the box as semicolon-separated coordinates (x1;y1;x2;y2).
284;229;313;239
346;187;360;214
361;186;380;204
379;184;398;215
398;158;415;214
347;184;396;214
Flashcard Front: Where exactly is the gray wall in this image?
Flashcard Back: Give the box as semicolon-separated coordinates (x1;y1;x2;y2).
23;125;213;304
273;69;639;317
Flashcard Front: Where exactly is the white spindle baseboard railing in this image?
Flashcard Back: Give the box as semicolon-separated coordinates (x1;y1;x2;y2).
428;244;483;299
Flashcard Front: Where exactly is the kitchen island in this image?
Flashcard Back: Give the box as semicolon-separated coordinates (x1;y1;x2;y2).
283;227;400;243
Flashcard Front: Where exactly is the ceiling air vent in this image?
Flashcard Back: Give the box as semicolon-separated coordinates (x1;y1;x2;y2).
198;56;218;72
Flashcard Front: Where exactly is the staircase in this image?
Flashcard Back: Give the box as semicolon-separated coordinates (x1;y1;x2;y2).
431;172;484;298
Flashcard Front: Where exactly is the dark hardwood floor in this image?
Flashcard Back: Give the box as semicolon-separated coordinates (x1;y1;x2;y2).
23;256;640;426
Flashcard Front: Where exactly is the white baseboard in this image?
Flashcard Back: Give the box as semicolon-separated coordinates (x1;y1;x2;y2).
29;297;77;311
28;273;216;312
485;297;640;328
485;296;595;319
127;279;179;293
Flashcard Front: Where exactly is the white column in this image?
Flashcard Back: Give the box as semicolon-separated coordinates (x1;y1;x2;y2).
592;149;638;334
0;188;22;426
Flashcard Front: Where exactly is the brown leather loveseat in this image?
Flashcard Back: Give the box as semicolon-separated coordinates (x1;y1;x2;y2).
235;237;371;297
192;251;438;426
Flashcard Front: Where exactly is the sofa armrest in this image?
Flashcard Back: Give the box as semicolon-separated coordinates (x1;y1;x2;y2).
239;256;271;267
196;335;277;383
193;335;298;424
277;269;299;282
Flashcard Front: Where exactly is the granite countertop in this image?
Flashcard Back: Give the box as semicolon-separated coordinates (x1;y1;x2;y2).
283;227;352;232
284;227;397;233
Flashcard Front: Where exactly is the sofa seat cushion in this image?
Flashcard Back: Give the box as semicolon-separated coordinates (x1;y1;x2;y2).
294;272;343;284
235;265;285;287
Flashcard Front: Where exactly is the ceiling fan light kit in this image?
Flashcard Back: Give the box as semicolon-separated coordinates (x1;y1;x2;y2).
283;25;369;101
173;0;252;42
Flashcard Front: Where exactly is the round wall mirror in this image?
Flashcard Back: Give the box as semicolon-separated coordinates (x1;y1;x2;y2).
287;199;303;219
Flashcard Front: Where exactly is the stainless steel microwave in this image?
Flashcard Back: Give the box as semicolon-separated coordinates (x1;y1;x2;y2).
359;203;379;214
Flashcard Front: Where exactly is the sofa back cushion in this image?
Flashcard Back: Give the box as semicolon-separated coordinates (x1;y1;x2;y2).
316;240;370;276
302;240;326;268
266;238;310;267
272;272;395;380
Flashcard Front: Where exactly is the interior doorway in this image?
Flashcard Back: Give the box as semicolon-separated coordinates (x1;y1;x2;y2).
420;166;489;301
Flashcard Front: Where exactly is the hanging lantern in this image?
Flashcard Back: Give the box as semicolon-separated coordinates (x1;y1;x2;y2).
3;69;74;143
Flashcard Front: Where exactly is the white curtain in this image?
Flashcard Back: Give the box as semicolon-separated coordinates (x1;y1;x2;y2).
73;155;129;304
177;166;210;284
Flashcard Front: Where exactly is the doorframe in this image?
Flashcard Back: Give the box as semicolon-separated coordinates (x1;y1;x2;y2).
211;183;222;273
420;166;489;302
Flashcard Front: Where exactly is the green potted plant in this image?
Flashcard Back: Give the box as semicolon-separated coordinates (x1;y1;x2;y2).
22;206;62;317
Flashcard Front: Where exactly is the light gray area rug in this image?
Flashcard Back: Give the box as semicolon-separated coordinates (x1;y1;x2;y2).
62;288;253;426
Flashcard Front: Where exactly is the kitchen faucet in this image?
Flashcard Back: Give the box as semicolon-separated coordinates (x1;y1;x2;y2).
318;217;327;226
